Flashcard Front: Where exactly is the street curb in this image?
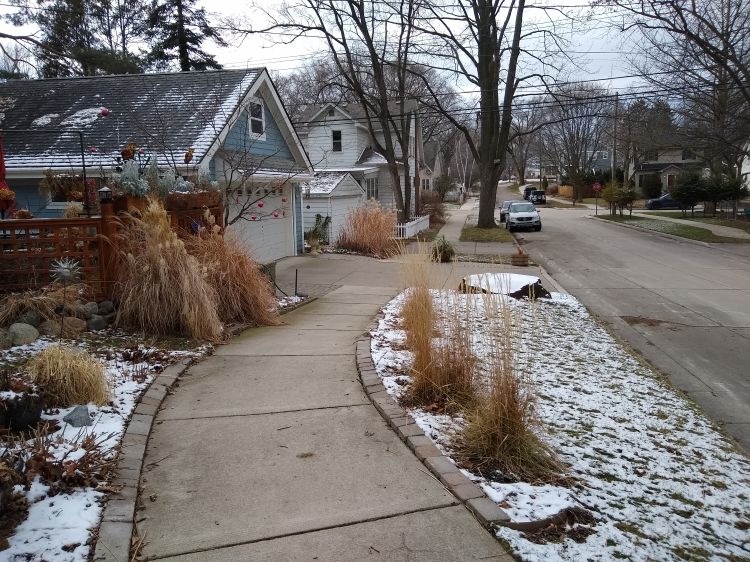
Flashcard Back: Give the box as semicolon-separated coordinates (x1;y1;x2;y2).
92;358;194;562
355;331;510;530
587;215;714;248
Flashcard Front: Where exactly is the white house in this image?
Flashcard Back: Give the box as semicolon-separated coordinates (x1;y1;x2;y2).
297;100;431;215
301;172;365;243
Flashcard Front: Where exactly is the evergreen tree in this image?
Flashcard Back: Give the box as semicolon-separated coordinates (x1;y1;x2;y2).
6;0;145;77
144;0;226;72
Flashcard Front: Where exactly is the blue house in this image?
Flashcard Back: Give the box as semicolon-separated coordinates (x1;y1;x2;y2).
0;69;313;263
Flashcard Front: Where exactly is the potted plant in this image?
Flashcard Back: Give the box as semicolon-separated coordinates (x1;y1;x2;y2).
112;160;149;213
0;186;15;219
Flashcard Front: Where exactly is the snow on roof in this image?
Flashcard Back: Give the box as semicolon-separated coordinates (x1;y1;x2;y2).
359;150;388;165
302;173;347;195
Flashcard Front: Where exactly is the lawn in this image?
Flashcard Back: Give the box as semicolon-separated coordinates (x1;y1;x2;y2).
600;215;750;243
580;197;646;208
645;211;750;234
459;224;515;242
371;286;750;561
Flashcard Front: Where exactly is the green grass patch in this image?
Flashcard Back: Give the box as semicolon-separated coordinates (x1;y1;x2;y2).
645;212;750;234
459;225;514;242
600;215;750;243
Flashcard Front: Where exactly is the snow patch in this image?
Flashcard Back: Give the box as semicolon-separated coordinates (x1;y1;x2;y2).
32;113;60;127
60;108;103;127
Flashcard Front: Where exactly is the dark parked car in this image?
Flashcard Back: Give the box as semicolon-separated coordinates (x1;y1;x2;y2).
523;186;535;200
530;190;547;204
499;200;519;222
645;193;683;210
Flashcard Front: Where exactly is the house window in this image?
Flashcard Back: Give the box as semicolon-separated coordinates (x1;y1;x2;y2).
682;149;695;160
421;178;430;190
248;99;265;138
366;178;379;200
327;108;334;117
332;130;342;152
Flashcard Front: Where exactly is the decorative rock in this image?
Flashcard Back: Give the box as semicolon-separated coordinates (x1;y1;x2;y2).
17;309;41;327
81;301;99;319
0;329;12;350
87;314;108;331
460;273;551;301
8;323;39;346
39;317;87;338
0;393;43;430
103;312;116;325
63;405;92;427
98;300;115;315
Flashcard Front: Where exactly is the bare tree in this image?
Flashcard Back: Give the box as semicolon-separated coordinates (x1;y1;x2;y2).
542;84;610;201
603;0;750;106
508;100;542;183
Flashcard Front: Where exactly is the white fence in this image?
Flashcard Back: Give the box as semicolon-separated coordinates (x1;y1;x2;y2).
394;214;430;239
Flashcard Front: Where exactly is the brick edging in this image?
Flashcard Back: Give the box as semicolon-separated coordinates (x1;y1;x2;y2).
354;335;510;529
92;358;194;562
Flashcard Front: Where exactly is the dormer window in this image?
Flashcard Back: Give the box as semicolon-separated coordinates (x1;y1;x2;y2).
248;98;265;139
332;130;342;152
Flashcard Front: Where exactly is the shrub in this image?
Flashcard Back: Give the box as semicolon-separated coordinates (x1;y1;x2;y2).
184;232;278;327
26;345;109;406
459;292;562;482
541;176;549;190
431;235;455;263
305;214;331;245
0;284;90;328
336;200;397;257
63;202;83;218
640;173;662;199
115;198;223;341
421;190;447;227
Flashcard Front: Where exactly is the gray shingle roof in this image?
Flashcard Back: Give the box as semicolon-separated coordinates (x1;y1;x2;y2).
0;69;262;170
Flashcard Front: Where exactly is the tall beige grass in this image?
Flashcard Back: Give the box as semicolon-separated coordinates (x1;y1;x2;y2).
400;250;475;409
26;345;109;406
459;290;563;482
0;283;91;327
184;232;279;326
336;200;397;257
115;198;223;341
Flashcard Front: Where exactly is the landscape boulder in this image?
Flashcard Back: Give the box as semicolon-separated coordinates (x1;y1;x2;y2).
81;302;99;319
98;300;115;315
0;329;12;350
460;273;551;300
16;309;41;327
39;317;87;338
87;314;108;331
63;405;92;427
8;323;39;346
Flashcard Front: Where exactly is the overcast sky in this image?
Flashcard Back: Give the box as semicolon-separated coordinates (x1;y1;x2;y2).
0;0;639;93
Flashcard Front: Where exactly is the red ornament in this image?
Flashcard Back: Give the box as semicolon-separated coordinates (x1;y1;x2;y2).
257;201;264;208
282;211;286;218
273;211;279;218
251;215;257;221
89;146;98;153
100;108;110;117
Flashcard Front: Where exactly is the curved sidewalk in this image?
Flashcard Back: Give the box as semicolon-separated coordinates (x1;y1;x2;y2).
135;279;512;560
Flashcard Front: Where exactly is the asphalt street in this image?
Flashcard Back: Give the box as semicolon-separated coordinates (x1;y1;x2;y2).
497;183;750;451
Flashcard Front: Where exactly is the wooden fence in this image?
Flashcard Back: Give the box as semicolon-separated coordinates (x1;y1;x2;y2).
0;202;223;298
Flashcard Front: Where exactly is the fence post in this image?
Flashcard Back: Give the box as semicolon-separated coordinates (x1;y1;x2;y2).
100;202;118;299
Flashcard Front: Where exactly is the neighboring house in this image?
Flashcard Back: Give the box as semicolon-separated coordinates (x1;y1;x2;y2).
297;100;430;215
301;172;365;243
0;69;313;264
627;146;705;194
423;140;444;188
587;150;611;174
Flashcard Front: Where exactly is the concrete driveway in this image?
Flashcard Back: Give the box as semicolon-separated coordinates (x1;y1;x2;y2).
497;183;750;450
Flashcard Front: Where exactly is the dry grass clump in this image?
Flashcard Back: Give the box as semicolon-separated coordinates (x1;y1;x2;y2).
459;292;563;482
421;190;447;227
336;200;397;257
0;283;91;327
25;345;109;406
63;202;83;218
400;251;475;409
184;232;278;326
115;198;222;341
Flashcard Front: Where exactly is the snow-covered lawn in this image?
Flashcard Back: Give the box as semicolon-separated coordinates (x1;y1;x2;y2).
371;289;750;561
0;333;208;561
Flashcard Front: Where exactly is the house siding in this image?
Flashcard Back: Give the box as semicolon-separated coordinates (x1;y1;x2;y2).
304;119;366;168
224;94;295;167
303;193;364;244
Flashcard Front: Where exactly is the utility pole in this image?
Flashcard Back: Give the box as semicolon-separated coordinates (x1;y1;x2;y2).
612;91;618;184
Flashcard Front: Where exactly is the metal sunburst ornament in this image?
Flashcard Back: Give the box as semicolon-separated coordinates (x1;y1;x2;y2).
51;257;82;341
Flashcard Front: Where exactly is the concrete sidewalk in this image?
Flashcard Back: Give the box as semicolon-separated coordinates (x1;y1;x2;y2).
136;257;519;560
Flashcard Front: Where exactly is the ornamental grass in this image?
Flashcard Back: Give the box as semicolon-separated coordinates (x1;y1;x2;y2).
336;200;397;257
26;345;109;407
184;232;278;327
458;291;563;483
114;198;223;341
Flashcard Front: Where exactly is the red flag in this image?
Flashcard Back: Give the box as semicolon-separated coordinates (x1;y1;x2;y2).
0;132;8;190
